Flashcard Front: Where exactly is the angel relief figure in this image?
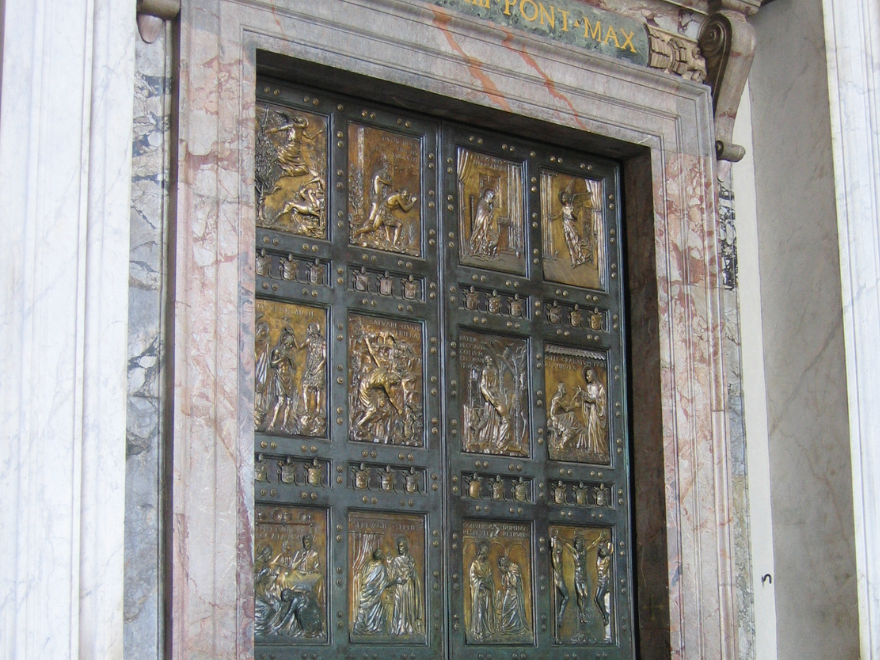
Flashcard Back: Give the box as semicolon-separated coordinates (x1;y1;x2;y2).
553;190;594;268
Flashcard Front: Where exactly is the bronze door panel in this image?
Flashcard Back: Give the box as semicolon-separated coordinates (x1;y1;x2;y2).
254;79;634;660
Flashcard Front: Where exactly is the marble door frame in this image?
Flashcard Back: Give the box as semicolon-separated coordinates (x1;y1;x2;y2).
169;1;734;658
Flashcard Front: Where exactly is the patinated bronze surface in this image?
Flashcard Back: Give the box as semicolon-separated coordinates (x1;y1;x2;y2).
255;300;327;437
348;124;421;256
348;512;427;642
256;104;328;238
348;314;423;446
255;505;328;643
541;171;604;290
549;525;614;645
545;344;610;465
461;520;533;645
254;81;632;660
457;148;524;274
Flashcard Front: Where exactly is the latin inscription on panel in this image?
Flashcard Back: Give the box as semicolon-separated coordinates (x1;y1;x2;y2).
348;511;427;643
544;344;609;465
462;520;533;645
541;171;604;290
256;300;327;437
459;330;529;458
255;505;328;643
349;124;421;256
255;104;328;239
548;525;613;644
348;315;424;446
458;148;525;274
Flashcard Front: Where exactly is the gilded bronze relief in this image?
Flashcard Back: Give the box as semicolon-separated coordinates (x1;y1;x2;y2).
348;124;421;256
255;104;327;239
255;505;327;642
348;512;426;642
541;171;604;290
457;148;524;274
544;345;609;465
348;315;423;446
462;473;533;504
462;520;533;644
459;331;529;457
348;462;425;495
548;525;613;644
255;300;327;437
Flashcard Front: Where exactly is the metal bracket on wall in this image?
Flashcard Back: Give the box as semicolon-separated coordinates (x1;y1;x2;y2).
136;0;180;44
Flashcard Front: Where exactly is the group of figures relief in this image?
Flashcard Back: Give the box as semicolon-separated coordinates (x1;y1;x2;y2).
550;526;614;644
255;507;327;642
349;513;426;642
460;331;529;457
256;105;327;239
463;521;533;645
255;301;327;437
348;315;423;446
348;124;421;256
545;345;610;465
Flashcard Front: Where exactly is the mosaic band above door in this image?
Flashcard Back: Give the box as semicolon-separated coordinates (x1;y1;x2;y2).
253;79;634;660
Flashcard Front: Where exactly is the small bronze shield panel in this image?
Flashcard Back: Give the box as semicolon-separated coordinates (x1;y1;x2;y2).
255;104;328;239
348;124;422;256
255;300;328;438
548;525;614;645
544;345;610;465
540;171;605;290
348;314;424;446
348;511;427;643
459;330;530;458
255;505;328;643
457;148;525;274
461;520;533;645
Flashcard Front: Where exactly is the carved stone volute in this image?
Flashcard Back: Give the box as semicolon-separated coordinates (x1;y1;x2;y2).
699;9;757;161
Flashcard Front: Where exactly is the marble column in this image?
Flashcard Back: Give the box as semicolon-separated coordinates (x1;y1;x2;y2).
822;1;880;657
0;2;136;659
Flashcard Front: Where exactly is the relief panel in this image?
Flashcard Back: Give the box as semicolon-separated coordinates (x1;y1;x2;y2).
544;344;610;465
348;124;421;256
459;330;529;458
255;505;328;643
255;300;327;437
457;148;525;274
548;525;614;645
462;520;533;645
255;104;328;239
348;511;427;643
348;314;424;446
541;171;604;290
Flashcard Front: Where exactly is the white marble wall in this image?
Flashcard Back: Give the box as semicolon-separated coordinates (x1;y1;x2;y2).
748;1;860;658
821;0;880;656
0;1;136;659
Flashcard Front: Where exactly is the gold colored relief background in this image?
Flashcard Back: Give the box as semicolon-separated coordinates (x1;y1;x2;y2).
255;104;328;239
540;171;604;290
348;124;421;256
544;345;609;465
457;148;525;274
255;299;327;437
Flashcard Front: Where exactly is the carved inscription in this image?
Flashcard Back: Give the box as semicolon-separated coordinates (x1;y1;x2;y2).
462;520;533;644
256;104;327;238
545;345;609;465
348;315;424;446
458;148;524;274
549;525;613;644
255;505;327;643
349;124;421;256
348;512;426;642
541;171;604;290
459;331;529;457
255;300;327;437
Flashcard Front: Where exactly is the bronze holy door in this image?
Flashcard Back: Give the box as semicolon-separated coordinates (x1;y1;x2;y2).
252;78;635;660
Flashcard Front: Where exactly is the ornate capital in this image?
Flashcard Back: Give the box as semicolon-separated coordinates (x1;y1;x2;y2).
699;10;757;161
